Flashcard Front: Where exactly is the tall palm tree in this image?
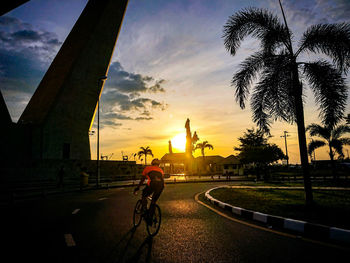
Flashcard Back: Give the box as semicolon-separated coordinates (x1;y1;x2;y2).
137;146;153;165
307;124;350;178
223;4;350;205
194;141;214;171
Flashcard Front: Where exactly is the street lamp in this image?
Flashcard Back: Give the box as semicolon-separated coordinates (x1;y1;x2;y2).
97;76;107;188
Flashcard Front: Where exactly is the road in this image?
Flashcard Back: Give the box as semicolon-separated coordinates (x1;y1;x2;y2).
2;182;348;263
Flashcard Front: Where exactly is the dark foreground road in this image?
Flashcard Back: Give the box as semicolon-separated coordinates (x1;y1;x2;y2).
2;182;349;263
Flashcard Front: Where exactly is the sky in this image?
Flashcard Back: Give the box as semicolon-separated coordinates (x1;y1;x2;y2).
1;0;350;164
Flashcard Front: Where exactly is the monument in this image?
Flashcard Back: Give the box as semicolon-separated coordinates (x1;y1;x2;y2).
17;0;128;160
1;0;130;181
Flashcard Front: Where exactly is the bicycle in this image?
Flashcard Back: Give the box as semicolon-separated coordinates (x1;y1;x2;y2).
133;195;162;236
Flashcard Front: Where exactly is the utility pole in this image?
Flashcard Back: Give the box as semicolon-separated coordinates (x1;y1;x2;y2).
281;131;290;167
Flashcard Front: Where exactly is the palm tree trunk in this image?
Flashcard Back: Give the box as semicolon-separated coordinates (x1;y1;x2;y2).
202;149;205;175
293;66;314;205
279;0;313;205
145;154;147;165
329;144;337;180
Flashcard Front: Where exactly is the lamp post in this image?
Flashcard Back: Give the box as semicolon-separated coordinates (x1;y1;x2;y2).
97;76;107;188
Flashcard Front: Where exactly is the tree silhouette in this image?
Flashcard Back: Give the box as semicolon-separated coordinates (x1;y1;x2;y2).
307;123;350;178
223;6;350;205
235;128;285;180
138;146;154;165
194;141;214;172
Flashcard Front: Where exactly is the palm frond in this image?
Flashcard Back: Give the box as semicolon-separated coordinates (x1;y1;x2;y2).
205;143;214;150
330;139;344;158
223;7;289;56
308;139;326;155
338;137;350;146
306;123;331;139
232;51;266;108
303;61;347;128
297;23;350;73
251;53;295;133
331;125;350;140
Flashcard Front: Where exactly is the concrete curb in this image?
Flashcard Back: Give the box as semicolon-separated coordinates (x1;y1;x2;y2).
204;186;350;245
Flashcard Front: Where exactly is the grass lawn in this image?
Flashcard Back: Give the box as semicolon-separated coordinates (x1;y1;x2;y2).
209;187;350;230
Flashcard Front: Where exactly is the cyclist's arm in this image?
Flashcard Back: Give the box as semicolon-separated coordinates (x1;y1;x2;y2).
134;174;147;193
137;175;146;188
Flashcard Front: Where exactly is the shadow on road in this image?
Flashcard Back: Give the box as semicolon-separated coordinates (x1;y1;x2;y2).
127;236;153;263
104;227;153;263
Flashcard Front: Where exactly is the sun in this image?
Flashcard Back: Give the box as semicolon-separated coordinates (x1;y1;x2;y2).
171;133;186;152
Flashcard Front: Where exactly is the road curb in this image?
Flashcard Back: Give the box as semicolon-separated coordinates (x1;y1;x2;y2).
204;186;350;245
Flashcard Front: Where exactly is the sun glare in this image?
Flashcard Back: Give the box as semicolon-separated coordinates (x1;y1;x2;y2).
171;133;186;152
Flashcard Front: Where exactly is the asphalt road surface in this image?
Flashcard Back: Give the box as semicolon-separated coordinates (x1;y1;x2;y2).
2;182;349;263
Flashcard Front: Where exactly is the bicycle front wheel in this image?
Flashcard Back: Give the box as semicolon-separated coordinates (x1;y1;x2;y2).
133;200;143;227
146;204;161;236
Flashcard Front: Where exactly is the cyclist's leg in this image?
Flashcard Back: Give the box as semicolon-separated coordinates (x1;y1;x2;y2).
142;185;153;211
148;182;164;219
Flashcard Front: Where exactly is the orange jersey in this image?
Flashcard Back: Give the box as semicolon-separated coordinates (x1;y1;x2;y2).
142;166;164;185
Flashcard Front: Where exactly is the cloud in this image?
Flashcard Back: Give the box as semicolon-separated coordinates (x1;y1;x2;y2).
1;16;167;126
0;16;62;55
0;16;64;121
149;79;166;93
96;61;167;128
135;117;153;121
266;0;350;31
106;61;166;95
99;90;167;128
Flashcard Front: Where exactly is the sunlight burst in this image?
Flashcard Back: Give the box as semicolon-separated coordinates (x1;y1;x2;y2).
171;133;186;152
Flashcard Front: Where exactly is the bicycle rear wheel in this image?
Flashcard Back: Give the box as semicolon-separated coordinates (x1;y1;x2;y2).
133;200;143;227
146;204;161;236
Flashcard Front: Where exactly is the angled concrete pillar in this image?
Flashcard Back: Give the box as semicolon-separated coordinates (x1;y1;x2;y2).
0;90;12;125
19;0;128;160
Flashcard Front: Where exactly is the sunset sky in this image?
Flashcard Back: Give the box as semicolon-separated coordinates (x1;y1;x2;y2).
1;0;350;164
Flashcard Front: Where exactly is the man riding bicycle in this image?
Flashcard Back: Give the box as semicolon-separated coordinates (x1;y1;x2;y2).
134;158;164;224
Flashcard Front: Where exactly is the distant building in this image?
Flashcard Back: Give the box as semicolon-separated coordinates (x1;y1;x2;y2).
160;118;246;176
160;152;245;176
195;155;224;174
222;155;244;176
160;153;193;174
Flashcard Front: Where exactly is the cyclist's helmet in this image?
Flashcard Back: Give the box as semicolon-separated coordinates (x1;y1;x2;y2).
151;158;161;165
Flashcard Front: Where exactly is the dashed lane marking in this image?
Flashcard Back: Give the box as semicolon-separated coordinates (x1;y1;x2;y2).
64;234;76;247
72;209;80;215
98;197;108;201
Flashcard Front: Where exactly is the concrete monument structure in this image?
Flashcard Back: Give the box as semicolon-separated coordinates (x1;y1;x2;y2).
1;0;131;182
18;0;128;160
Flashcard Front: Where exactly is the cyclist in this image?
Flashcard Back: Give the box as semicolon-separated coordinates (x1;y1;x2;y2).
134;158;164;224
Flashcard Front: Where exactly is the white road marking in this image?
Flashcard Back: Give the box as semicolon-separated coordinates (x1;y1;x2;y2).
98;197;108;201
72;209;80;215
64;234;76;247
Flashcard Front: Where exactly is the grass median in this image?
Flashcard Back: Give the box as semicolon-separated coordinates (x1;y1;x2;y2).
208;187;350;230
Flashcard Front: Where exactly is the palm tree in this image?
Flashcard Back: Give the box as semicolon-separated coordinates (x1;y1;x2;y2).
223;4;350;205
194;141;214;172
307;124;350;178
137;146;153;165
